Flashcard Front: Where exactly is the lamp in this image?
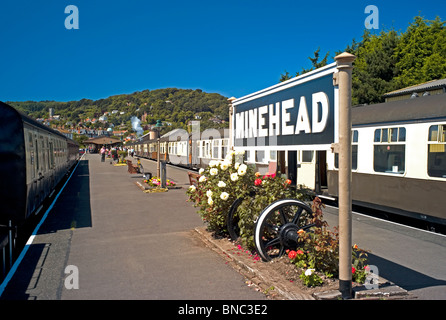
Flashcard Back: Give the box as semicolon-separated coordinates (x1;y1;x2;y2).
153;120;164;180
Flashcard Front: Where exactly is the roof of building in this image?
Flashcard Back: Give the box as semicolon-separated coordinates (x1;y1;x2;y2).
352;93;446;126
85;135;122;145
383;78;446;98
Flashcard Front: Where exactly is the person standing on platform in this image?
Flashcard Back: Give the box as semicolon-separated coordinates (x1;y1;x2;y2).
100;146;106;162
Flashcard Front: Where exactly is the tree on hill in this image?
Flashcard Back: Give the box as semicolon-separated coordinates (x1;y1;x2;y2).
7;88;230;134
279;15;446;105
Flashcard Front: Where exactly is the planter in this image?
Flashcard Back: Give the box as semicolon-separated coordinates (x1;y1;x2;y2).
135;180;181;193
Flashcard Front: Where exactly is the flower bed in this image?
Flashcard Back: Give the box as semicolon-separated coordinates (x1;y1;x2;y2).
186;150;311;239
186;150;371;288
144;177;177;188
136;177;180;193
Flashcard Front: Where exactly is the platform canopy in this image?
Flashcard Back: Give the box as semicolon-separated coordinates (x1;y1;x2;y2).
85;135;122;147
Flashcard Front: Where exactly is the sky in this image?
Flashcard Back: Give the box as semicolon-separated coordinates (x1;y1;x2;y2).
1;0;445;102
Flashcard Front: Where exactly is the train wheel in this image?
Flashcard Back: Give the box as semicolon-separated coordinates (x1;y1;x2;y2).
254;199;314;261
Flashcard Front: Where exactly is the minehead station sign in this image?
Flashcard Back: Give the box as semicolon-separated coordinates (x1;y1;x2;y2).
232;63;338;151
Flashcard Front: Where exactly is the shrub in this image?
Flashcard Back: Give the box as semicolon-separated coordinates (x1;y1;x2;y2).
186;151;255;235
287;198;370;286
236;173;312;250
144;177;176;187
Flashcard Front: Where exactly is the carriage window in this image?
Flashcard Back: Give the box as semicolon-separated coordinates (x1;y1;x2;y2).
205;141;211;158
244;150;251;163
255;150;265;163
373;127;406;174
335;130;358;170
221;139;228;159
375;127;405;143
49;142;55;168
212;140;219;159
269;150;277;161
301;151;314;163
428;124;446;178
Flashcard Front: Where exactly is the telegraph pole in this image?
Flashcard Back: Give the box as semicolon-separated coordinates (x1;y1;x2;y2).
335;52;356;299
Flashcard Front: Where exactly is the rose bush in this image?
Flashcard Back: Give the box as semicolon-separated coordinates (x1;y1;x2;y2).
287;198;370;286
236;172;312;250
145;177;176;187
186;151;371;288
186;151;255;235
187;150;312;242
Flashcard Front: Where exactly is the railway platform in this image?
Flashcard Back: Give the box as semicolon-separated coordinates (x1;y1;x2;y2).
0;154;267;300
1;154;446;301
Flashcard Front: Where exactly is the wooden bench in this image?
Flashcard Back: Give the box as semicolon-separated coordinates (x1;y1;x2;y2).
187;171;200;186
127;160;139;174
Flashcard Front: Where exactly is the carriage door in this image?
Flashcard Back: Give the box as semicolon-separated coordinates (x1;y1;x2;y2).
49;140;55;189
296;150;316;190
287;151;297;185
315;151;327;194
191;140;199;168
35;137;42;204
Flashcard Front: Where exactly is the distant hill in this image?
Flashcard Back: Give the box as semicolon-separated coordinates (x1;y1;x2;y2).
7;88;230;135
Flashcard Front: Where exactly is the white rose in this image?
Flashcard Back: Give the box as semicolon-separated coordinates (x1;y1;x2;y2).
189;185;196;191
209;160;217;167
217;181;226;188
210;168;218;176
199;168;205;174
225;151;235;161
235;149;245;155
230;173;238;182
220;192;229;200
220;161;230;171
206;190;213;197
305;269;315;276
199;176;207;183
207;197;213;205
238;164;247;176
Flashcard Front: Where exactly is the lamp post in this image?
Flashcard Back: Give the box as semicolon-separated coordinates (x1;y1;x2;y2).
335;52;356;299
154;120;163;179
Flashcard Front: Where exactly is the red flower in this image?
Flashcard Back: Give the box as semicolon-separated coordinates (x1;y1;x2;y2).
296;249;304;255
254;178;262;186
352;266;356;274
285;179;292;185
288;250;297;259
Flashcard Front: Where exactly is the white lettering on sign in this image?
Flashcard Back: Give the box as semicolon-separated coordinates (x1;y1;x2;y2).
235;91;329;139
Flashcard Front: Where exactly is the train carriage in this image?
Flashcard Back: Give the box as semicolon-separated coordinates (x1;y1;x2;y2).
228;92;446;228
193;128;229;169
327;93;446;226
131;128;230;170
0;101;79;226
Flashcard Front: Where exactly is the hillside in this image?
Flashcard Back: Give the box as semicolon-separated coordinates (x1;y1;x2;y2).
7;88;230;135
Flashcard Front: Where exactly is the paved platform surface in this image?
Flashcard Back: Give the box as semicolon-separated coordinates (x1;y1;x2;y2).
0;154;267;300
321;205;446;300
2;154;446;301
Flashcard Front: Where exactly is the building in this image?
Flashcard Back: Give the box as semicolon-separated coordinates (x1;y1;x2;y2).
383;78;446;102
84;135;122;152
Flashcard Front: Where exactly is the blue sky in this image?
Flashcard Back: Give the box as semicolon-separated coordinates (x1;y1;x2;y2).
1;0;445;102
